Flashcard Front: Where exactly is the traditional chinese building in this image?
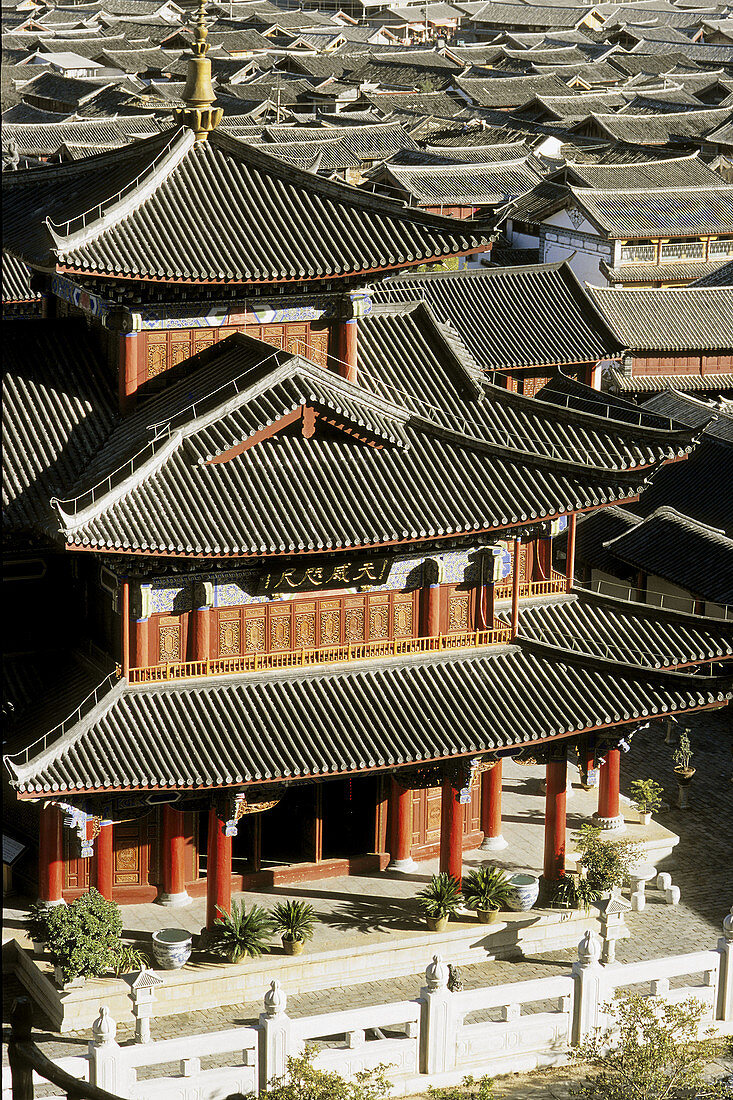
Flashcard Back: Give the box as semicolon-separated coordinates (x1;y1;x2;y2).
3;6;731;923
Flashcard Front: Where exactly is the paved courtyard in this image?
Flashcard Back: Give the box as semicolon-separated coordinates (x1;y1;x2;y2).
3;707;732;1089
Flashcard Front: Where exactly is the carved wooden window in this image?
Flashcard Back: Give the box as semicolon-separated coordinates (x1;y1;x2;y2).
294;604;316;648
308;330;329;368
344;599;365;643
192;331;215;357
319;602;341;646
244;609;266;653
368;595;390;640
285;324;308;357
270;613;291;651
147;333;168;378
158;617;181;662
448;595;469;633
170;332;191;368
219;609;241;657
393;598;413;637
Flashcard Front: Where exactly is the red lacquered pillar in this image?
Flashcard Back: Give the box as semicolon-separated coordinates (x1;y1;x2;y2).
94;822;114;901
159;804;191;907
543;753;567;883
38;804;65;905
191;606;212;664
566;513;577;591
439;777;463;883
338;319;358;383
388;777;416;872
511;537;521;638
422;581;441;638
594;747;625;833
480;761;508;852
206;808;232;929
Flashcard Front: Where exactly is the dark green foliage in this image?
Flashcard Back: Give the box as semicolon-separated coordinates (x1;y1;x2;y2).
572;825;643;892
110;944;151;977
41;889;123;983
428;1074;495;1100
270;900;318;943
209;900;273;962
258;1044;392;1100
416;872;463;919
629;779;664;814
550;874;601;912
462;866;512;912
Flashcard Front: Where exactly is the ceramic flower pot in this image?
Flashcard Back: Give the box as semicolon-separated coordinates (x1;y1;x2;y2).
282;937;304;955
476;908;500;925
426;914;449;932
674;767;695;787
638;810;651;825
151;928;192;970
505;874;539;912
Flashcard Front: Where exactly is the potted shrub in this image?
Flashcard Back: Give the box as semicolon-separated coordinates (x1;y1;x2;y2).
673;730;695;784
27;901;53;955
550;874;601;913
572;824;643;896
416;872;463;932
270;900;318;955
43;888;123;987
207;901;273;962
629;778;664;824
110;943;151;977
462;866;512;924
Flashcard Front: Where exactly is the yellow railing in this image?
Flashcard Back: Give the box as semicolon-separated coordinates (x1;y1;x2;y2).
128;627;513;684
494;572;568;602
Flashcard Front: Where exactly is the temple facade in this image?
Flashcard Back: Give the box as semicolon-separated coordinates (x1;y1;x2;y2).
3;11;731;923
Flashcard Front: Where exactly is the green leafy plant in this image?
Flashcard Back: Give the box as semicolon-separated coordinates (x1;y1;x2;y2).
551;874;601;912
429;1074;495;1100
270;900;318;944
629;779;664;815
110;943;150;977
26;901;52;945
43;888;123;983
416;872;463;920
208;900;273;962
462;866;512;913
572;991;732;1099
673;729;694;774
572;825;643;893
260;1044;392;1100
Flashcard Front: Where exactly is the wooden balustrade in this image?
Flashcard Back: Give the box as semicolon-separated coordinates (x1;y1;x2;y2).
494;572;568;602
128;626;513;685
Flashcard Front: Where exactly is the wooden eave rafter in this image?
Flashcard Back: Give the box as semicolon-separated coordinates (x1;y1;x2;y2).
205;403;385;465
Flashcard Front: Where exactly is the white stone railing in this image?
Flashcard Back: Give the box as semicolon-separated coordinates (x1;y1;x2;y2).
16;909;733;1100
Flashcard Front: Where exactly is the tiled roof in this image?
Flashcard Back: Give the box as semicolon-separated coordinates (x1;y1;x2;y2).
588;287;733;350
574;107;732;144
6;642;730;795
691;259;733;287
604;506;733;604
2;126;489;283
634;435;733;533
372;262;621;370
456;74;569;108
640;392;733;441
607;370;733;393
564;154;727;190
375;157;544;205
512;589;732;666
602;259;732;286
573;504;641;574
1;251;41;303
571;184;733;239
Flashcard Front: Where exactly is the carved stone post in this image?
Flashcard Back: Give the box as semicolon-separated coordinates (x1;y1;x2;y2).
259;980;291;1088
420;954;455;1075
571;931;605;1047
89;1007;130;1094
717;906;733;1024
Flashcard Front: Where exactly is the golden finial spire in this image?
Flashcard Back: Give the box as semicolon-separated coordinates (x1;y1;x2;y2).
175;0;223;140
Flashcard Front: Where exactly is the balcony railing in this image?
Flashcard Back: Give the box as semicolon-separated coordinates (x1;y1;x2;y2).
493;572;568;602
128;626;513;684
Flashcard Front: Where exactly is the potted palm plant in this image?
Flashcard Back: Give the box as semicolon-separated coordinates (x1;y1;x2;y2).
629;778;664;824
207;901;273;963
462;866;512;924
550;874;601;913
416;872;463;932
270;900;318;955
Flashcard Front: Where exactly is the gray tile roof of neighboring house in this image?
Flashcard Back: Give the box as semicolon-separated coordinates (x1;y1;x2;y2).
564;153;728;190
373;157;544;204
588;286;733;350
604;506;733;604
601;259;733;286
360;90;466;119
691;259;733;286
2;320;118;536
572;184;733;239
573;107;733;144
6;640;730;796
640;391;733;440
456;73;570;108
2;117;160;155
254;136;360;170
573;504;642;574
607;369;733;394
511;589;733;666
2;126;489;282
1;251;42;304
371;261;621;371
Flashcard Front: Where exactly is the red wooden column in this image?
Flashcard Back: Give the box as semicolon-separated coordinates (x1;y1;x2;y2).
191;606;212;663
510;537;521;638
439;776;463;882
338;319;358;384
93;822;114;900
542;749;567;883
38;804;65;905
594;747;625;833
422;581;441;638
118;332;139;412
566;513;577;591
206;808;232;928
480;761;507;852
388;777;416;872
158;805;191;907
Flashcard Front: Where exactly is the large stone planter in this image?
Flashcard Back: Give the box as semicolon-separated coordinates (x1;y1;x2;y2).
151;929;192;971
505;874;539;912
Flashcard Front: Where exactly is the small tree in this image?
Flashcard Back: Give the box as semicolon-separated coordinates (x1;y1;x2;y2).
573;991;732;1099
572;825;643;892
629;779;664;815
259;1045;392;1100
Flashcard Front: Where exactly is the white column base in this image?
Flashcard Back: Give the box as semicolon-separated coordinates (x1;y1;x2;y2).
156;890;192;908
387;857;417;873
480;834;508;852
592;813;625;833
39;898;67;909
